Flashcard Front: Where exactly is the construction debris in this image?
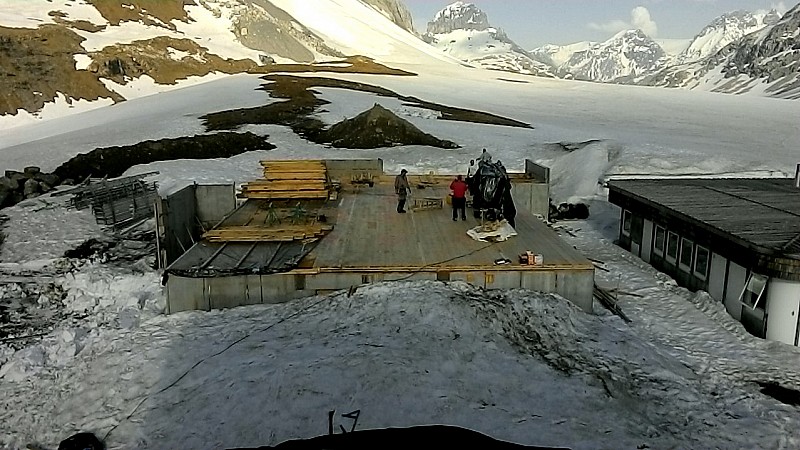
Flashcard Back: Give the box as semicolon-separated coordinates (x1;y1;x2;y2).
57;172;159;229
593;284;632;323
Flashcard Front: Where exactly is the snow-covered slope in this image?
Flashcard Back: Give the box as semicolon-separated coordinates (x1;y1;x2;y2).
0;0;457;128
530;42;592;68
676;9;781;64
423;2;555;77
558;29;667;83
644;4;800;99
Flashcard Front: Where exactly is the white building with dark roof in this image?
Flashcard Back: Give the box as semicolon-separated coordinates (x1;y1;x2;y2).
607;177;800;345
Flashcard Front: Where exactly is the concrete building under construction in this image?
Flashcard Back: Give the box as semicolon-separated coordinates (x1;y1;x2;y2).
160;159;595;313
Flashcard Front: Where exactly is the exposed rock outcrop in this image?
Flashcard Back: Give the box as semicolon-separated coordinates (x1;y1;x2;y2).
54;132;274;182
321;104;459;149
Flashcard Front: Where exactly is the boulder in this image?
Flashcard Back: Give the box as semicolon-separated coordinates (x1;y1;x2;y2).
34;172;60;187
0;185;9;207
23;178;40;198
0;176;18;190
23;166;41;177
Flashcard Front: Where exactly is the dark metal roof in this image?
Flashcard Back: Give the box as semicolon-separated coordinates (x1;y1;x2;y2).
166;240;318;277
608;178;800;256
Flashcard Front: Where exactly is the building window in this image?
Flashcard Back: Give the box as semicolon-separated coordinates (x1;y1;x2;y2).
740;273;768;310
666;232;679;263
679;238;693;271
694;246;710;280
653;226;665;256
622;210;632;236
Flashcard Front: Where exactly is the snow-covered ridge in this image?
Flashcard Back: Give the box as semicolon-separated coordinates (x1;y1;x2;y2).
559;29;667;83
677;9;781;64
642;4;800;99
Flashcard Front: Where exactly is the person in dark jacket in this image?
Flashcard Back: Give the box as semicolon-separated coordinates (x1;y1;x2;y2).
450;175;468;221
394;169;411;213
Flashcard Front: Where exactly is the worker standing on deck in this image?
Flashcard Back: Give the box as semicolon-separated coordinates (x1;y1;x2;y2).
479;148;492;164
466;159;476;178
450;175;468;221
395;169;411;213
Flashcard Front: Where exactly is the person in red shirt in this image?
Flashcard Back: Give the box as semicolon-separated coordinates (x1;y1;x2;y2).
450;175;469;221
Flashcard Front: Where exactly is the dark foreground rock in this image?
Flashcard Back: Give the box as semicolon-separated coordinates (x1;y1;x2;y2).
0;167;62;207
54;132;275;181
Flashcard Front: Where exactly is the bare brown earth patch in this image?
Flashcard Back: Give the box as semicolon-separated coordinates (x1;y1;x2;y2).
48;10;107;32
0;23;259;115
0;25;121;116
85;0;190;28
87;36;258;84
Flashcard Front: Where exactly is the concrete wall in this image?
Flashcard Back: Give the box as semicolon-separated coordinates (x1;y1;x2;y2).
511;183;549;219
167;273;315;314
195;184;236;231
524;159;550;184
167;268;595;314
160;185;198;266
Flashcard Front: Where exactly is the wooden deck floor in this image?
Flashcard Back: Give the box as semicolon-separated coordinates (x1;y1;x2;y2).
308;183;591;272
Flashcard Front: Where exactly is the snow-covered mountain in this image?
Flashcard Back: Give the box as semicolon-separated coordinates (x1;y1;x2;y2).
676;9;781;65
422;2;555;77
529;42;593;68
643;4;800;99
555;29;668;83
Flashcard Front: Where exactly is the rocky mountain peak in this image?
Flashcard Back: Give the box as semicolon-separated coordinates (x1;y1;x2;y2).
719;3;800;91
677;9;782;64
360;0;415;32
426;2;491;34
560;29;666;82
642;3;799;99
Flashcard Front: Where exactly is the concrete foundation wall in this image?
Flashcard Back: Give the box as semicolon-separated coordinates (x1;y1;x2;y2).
167;269;595;314
512;183;550;219
195;184;236;230
160;185;198;265
525;159;550;184
167;273;315;314
167;275;208;313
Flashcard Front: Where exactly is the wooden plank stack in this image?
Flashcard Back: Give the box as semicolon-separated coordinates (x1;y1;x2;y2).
241;160;329;199
204;224;334;242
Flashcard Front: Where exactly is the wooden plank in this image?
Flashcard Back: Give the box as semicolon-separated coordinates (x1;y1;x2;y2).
261;159;325;165
244;181;327;191
310;183;591;270
242;191;329;199
263;173;328;181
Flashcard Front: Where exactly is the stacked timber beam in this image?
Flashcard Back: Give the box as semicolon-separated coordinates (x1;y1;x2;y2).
241;160;329;199
204;224;333;242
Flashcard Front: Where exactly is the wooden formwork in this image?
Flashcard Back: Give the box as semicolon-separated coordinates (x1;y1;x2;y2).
241;160;330;199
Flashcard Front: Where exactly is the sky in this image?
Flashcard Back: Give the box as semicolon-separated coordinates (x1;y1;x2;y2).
403;0;792;48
